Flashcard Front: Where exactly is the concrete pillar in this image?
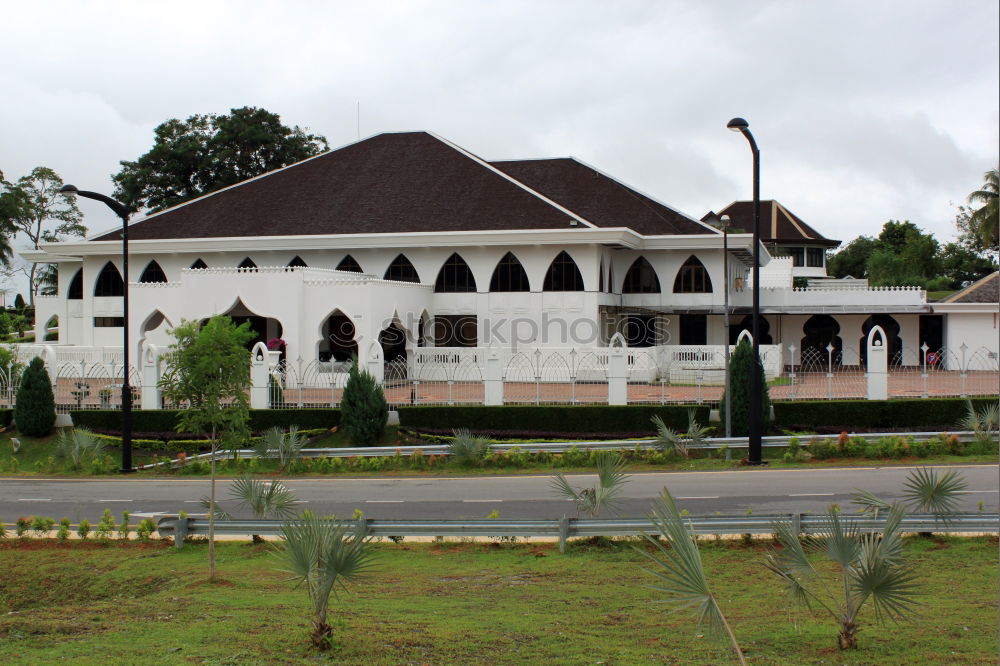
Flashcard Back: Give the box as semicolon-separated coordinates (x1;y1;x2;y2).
484;344;503;405
250;341;269;409
866;325;888;400
607;333;627;405
140;343;162;410
364;340;384;385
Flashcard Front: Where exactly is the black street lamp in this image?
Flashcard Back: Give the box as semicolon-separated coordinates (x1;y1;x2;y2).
58;185;134;473
726;117;764;465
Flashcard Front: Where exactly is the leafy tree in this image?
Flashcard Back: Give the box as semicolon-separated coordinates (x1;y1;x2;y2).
14;356;56;437
275;515;375;651
36;263;58;296
966;168;998;251
638;489;745;664
550;452;630;517
159;315;254;580
935;242;997;289
826;235;877;279
866;220;939;287
113;106;328;213
719;338;771;437
6;167;86;305
0;313;10;340
764;503;919;650
340;359;388;446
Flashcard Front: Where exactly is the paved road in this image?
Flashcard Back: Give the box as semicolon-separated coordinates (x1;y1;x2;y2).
1;464;996;522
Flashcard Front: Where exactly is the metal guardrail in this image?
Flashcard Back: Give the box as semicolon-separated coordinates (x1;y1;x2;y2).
153;512;998;553
136;430;984;470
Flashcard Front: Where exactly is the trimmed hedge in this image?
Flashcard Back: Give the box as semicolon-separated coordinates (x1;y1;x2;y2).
397;405;711;436
70;408;341;435
773;397;998;430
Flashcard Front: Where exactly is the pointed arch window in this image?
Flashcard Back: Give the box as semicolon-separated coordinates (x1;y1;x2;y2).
94;262;124;297
336;255;363;273
190;258;208;269
435;253;477;293
68;269;83;300
139;260;167;284
238;257;258;271
383;254;420;283
673;256;712;293
489;252;530;292
287;255;307;268
622;257;661;293
543;251;584;291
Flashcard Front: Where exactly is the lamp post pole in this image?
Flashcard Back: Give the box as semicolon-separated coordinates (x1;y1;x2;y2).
59;186;133;473
726;118;764;465
720;214;732;440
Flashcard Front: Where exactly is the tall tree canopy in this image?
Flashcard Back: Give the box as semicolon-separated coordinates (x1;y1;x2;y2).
966;168;998;252
0;169;29;268
113;106;329;213
6;167;86;304
827;218;996;290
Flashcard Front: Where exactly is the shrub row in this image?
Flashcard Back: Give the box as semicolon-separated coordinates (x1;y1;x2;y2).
1;509;158;541
70;409;341;437
397;405;711;436
798;432;995;460
773;397;997;430
87;428;330;453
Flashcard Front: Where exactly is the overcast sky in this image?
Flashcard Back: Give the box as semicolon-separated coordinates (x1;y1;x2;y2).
2;1;997;294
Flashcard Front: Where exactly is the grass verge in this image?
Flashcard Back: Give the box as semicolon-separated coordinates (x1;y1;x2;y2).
0;536;995;664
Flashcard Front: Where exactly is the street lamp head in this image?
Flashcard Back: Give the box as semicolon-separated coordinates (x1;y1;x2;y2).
726;117;749;132
720;214;731;229
58;184;79;194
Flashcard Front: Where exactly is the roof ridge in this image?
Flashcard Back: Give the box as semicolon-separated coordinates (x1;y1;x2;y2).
425;132;598;229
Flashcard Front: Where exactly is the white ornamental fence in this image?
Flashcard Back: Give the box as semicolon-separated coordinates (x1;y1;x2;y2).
0;337;996;412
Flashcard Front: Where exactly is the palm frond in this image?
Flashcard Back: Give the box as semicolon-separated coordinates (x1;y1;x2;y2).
852;489;891;517
449;428;491;466
651;415;680;452
902;467;967;519
852;527;921;624
198;496;232;520
229;473;298;519
638;489;745;663
549;472;580;503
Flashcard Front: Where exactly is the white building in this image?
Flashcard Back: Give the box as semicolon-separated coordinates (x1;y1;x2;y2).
24;131;999;384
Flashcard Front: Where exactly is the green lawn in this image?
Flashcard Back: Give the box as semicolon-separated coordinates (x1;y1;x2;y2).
0;536;995;664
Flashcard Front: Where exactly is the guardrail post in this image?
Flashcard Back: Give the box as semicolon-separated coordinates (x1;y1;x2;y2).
559;515;570;553
174;516;189;549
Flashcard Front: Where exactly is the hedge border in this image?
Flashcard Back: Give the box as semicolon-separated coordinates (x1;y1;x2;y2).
772;397;998;430
397;405;711;435
69;408;341;436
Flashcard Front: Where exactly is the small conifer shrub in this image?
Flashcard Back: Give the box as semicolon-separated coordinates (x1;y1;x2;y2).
14;357;57;436
340;358;388;446
719;338;771;437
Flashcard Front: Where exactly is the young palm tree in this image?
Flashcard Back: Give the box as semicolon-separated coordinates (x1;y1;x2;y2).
550;452;630;517
961;399;999;449
967;168;999;250
253;426;306;471
638;489;745;665
447;428;492;466
764;503;920;650
274;515;375;651
853;466;967;524
651;411;712;458
200;474;298;542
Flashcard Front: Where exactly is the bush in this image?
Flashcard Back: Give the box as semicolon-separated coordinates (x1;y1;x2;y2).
69;408;341;435
773;397;997;430
340;361;387;446
77;518;91;540
397;405;710;436
57;517;71;541
808;438;834;459
718;338;771;437
14;357;56;437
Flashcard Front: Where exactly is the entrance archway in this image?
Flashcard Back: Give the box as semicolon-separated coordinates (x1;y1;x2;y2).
800;315;842;367
378;321;408;363
319;310;358;362
208;299;283;350
729;314;773;345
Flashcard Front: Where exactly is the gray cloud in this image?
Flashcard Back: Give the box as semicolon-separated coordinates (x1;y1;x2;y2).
1;0;996;296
